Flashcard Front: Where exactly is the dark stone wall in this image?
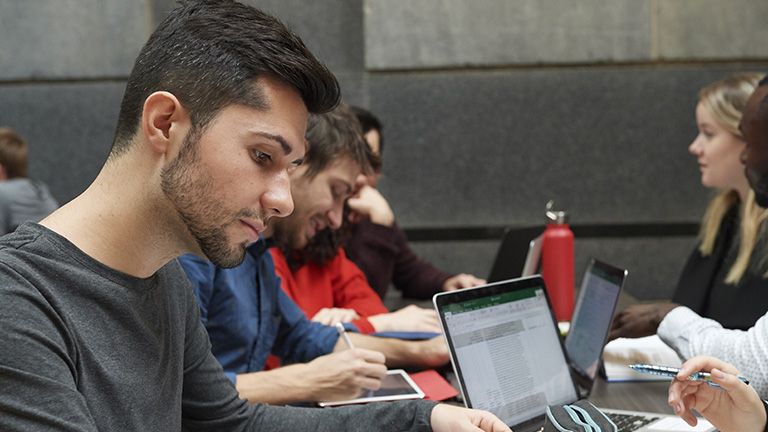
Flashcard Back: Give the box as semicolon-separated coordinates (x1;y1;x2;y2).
2;0;767;300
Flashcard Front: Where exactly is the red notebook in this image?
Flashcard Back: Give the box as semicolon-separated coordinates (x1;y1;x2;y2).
409;370;459;401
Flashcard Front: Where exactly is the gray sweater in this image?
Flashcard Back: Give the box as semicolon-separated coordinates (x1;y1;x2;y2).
0;178;58;235
0;223;435;431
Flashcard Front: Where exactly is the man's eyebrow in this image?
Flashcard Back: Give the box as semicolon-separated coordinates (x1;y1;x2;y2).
252;131;293;155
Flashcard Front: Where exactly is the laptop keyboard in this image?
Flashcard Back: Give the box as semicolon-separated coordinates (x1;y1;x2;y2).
606;413;660;432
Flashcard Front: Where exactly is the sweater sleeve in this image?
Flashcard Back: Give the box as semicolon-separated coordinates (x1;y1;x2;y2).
389;224;453;300
658;306;768;397
0;264;100;431
179;271;438;431
328;249;387;334
271;287;341;363
344;220;401;298
330;249;389;316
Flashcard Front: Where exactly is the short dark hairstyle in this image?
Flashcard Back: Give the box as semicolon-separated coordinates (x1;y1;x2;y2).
302;103;374;179
111;0;340;155
0;128;29;178
350;105;384;155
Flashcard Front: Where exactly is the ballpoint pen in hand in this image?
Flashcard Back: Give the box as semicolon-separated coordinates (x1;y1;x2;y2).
629;363;750;388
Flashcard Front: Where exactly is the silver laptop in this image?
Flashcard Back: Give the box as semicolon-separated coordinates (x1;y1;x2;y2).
566;258;626;396
433;274;715;432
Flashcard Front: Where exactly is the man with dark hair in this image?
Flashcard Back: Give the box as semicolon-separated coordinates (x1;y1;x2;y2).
657;77;768;396
267;106;443;335
0;127;58;235
344;106;485;301
0;1;508;431
180;104;448;406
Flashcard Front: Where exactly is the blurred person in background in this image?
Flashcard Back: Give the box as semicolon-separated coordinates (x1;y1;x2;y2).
344;106;485;302
0;128;58;235
610;73;768;341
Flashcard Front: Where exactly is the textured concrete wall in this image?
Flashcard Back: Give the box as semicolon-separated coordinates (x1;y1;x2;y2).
657;0;768;60
372;66;738;228
0;0;152;80
1;0;767;301
0;83;124;202
365;0;768;69
365;0;652;69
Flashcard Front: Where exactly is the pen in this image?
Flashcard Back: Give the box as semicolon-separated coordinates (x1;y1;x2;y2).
335;322;355;349
629;364;750;388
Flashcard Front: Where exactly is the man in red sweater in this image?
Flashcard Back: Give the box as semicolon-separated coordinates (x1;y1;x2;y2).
266;106;441;335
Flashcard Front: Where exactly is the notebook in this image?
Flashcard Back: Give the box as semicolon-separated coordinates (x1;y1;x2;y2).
433;275;714;432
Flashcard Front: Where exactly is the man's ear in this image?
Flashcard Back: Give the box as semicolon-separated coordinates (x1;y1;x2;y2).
140;91;189;156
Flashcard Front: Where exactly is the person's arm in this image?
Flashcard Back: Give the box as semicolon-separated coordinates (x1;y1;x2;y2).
330;249;389;316
0;268;99;431
344;220;401;298
235;349;387;404
389;224;455;299
177;274;433;431
326;249;388;333
668;356;766;432
608;302;679;340
341;333;449;370
270;285;346;364
658;306;768;396
367;304;443;333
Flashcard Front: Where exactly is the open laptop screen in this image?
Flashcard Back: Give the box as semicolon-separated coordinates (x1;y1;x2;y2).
436;278;578;427
564;259;626;384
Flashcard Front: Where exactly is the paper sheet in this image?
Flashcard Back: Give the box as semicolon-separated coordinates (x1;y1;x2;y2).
602;335;683;381
646;416;714;431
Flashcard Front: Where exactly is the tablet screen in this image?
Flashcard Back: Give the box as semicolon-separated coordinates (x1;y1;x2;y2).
318;369;425;407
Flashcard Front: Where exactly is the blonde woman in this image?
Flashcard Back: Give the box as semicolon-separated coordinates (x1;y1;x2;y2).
610;72;768;340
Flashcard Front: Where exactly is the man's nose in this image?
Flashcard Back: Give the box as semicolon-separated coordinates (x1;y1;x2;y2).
263;172;294;219
327;201;344;229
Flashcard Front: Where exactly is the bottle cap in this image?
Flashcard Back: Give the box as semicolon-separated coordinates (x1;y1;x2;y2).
545;200;569;224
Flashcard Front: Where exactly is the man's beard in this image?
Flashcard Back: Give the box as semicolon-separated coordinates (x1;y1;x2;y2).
160;131;261;268
270;216;301;251
746;165;768;208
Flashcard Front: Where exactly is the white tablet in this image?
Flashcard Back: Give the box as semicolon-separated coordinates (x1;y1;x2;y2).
318;369;425;407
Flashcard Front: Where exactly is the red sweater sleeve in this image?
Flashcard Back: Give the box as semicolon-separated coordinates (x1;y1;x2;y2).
269;247;387;334
329;248;388;316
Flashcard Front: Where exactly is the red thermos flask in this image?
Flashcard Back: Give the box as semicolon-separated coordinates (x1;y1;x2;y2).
541;201;574;322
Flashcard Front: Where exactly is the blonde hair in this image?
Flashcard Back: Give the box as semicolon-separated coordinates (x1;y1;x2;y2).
697;72;768;283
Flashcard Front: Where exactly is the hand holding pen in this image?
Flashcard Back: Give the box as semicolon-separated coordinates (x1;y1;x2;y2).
335;322;355;349
667;356;765;432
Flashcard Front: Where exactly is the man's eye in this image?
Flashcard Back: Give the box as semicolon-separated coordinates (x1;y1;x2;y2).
251;150;272;164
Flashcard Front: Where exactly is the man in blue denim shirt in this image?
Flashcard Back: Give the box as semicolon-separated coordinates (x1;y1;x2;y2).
179;105;449;405
180;240;339;381
179;240;392;405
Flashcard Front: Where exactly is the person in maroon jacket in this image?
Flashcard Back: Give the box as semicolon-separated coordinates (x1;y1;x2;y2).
344;106;486;300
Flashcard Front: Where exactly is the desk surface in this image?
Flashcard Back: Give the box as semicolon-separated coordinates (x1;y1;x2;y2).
589;378;673;414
